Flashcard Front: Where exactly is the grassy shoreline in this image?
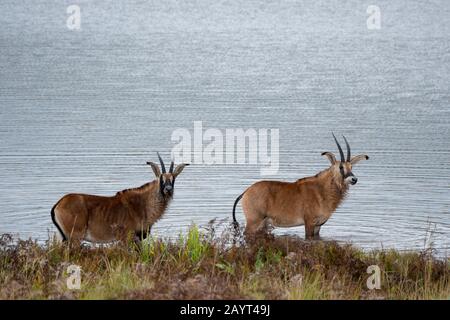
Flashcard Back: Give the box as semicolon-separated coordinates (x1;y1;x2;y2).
0;226;448;300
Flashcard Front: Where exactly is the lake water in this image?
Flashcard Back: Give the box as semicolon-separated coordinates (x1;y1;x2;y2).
0;1;449;256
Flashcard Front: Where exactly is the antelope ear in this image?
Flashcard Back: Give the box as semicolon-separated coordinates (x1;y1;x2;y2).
146;162;161;177
173;163;190;177
321;152;336;165
350;154;369;165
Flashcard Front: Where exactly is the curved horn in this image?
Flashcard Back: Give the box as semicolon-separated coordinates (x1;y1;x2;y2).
342;135;351;162
157;152;166;173
169;160;174;173
332;132;345;162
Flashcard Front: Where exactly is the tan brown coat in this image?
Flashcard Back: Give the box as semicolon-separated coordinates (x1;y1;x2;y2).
51;153;188;243
233;135;368;239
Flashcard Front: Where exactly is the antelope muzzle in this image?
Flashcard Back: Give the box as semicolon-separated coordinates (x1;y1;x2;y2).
348;174;358;185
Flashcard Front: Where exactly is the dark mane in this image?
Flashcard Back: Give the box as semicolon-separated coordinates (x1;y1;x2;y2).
116;181;155;196
296;167;329;183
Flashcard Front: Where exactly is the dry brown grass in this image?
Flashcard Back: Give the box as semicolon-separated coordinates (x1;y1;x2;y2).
0;225;448;300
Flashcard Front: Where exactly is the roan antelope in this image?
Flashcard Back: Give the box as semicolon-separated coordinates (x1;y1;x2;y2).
232;134;369;239
51;153;189;243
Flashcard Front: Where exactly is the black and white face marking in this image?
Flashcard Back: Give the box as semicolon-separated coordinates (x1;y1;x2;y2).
328;134;365;185
160;174;175;196
339;163;358;185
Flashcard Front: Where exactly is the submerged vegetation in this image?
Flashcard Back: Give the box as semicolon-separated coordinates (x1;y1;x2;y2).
0;224;448;300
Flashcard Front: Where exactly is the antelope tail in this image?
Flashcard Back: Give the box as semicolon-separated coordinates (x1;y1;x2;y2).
51;203;67;242
232;192;245;227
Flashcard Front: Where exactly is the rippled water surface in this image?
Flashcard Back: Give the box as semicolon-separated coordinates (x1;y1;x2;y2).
0;1;449;256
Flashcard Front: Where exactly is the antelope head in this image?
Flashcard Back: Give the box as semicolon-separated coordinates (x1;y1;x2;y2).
322;133;369;186
147;152;189;197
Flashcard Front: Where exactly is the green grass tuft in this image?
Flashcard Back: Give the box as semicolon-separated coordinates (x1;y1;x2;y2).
0;230;448;300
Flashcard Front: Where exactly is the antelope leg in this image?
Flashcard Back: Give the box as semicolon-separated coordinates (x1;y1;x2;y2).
313;226;321;239
305;222;315;240
134;227;152;243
